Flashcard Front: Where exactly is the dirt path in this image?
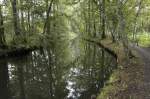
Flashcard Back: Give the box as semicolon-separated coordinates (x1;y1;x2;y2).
134;45;150;98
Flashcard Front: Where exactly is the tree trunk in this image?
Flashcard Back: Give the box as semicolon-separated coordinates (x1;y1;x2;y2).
20;0;25;33
88;0;91;37
11;0;20;35
117;0;131;59
101;0;106;39
132;0;143;41
27;9;31;34
43;0;54;34
0;6;5;47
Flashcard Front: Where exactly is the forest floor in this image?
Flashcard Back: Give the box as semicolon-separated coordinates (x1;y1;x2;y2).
95;39;148;99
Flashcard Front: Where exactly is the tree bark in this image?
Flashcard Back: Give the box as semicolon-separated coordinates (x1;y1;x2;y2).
43;0;54;34
117;0;131;59
11;0;20;35
0;6;5;47
101;0;106;39
132;0;143;41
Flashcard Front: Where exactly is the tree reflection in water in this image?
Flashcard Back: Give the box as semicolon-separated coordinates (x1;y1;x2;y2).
6;41;117;99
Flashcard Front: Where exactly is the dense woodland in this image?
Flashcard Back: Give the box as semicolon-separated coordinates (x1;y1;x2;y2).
0;0;150;99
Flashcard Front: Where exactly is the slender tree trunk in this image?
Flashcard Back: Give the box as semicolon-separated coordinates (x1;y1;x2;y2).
31;0;36;34
20;0;25;33
133;0;143;41
101;0;106;39
27;9;31;34
88;0;91;37
43;0;54;34
92;1;97;37
11;0;20;36
0;6;5;47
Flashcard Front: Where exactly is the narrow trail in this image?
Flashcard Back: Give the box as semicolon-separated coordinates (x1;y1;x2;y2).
134;45;150;98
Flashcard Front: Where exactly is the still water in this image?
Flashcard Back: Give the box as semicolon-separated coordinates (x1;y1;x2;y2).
3;40;117;99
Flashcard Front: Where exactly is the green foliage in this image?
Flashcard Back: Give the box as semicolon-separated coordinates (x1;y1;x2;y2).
8;34;44;48
1;0;150;98
136;32;150;47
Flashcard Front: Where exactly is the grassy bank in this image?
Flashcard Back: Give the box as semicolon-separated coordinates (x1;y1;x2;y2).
91;39;145;99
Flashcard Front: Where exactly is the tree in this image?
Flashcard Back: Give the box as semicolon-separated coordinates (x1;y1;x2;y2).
11;0;20;36
0;6;5;47
101;0;106;39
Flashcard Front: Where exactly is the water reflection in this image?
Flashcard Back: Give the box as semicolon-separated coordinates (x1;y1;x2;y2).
5;40;117;99
0;59;10;99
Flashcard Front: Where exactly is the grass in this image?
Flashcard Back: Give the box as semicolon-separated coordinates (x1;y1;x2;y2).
90;38;144;99
137;33;150;47
97;55;144;99
97;70;121;99
129;32;150;47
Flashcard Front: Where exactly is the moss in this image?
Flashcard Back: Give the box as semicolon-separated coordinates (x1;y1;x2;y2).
97;70;120;99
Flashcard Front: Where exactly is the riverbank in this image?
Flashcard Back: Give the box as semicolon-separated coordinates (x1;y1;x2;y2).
88;38;144;99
